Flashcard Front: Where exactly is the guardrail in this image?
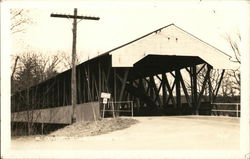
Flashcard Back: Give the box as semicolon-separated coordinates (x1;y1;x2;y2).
211;103;240;117
101;101;134;118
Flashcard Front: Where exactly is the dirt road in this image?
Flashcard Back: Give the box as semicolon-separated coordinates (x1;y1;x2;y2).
11;116;240;150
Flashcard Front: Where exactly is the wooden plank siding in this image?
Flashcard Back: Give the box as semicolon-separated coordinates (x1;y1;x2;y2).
11;102;100;124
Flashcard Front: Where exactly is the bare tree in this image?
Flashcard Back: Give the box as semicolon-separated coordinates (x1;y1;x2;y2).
225;33;241;91
11;51;61;94
60;51;81;69
226;33;241;64
10;9;32;34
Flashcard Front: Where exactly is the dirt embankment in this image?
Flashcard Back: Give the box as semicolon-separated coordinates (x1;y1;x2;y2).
48;117;138;138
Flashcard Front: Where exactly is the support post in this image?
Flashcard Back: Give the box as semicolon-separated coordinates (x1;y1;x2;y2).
162;73;167;105
57;79;60;106
175;70;182;114
118;69;129;101
98;59;101;100
236;104;239;118
191;66;198;114
111;100;115;118
131;101;134;117
164;74;176;107
105;65;111;92
149;76;154;99
213;70;225;102
87;64;90;101
41;123;44;135
151;76;162;107
113;68;117;102
196;66;212;113
63;78;65;106
179;71;192;108
208;78;213;102
113;68;118;116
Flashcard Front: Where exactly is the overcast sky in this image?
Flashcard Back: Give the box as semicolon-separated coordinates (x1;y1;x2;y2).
10;1;248;63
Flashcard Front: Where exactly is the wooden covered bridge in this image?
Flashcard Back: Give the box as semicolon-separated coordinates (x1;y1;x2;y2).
11;24;237;124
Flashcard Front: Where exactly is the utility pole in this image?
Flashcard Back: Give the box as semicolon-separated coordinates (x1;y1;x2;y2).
51;8;100;124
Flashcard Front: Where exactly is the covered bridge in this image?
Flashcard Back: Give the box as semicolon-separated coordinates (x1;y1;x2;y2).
11;24;237;124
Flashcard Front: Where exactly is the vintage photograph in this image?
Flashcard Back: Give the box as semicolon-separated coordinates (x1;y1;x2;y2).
1;1;249;159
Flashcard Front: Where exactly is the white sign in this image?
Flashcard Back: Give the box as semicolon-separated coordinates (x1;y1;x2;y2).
101;92;111;99
103;98;108;104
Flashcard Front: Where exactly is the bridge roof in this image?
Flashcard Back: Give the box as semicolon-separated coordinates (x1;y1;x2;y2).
104;23;238;69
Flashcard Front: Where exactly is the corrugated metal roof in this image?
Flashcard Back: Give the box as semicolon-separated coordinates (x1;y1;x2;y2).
108;24;239;70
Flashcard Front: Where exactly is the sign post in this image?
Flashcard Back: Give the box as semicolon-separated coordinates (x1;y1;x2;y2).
101;92;111;118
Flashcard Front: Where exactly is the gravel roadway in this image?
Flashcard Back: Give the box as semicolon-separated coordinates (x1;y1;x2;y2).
11;116;240;151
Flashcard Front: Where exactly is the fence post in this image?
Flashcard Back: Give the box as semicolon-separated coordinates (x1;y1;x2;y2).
131;101;134;117
41;123;44;135
236;104;238;118
112;101;115;118
211;103;213;116
102;103;106;118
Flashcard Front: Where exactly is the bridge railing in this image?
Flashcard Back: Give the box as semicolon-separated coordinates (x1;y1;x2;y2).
211;103;240;117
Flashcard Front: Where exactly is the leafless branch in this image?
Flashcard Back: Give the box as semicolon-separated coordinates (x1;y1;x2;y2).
10;9;32;34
